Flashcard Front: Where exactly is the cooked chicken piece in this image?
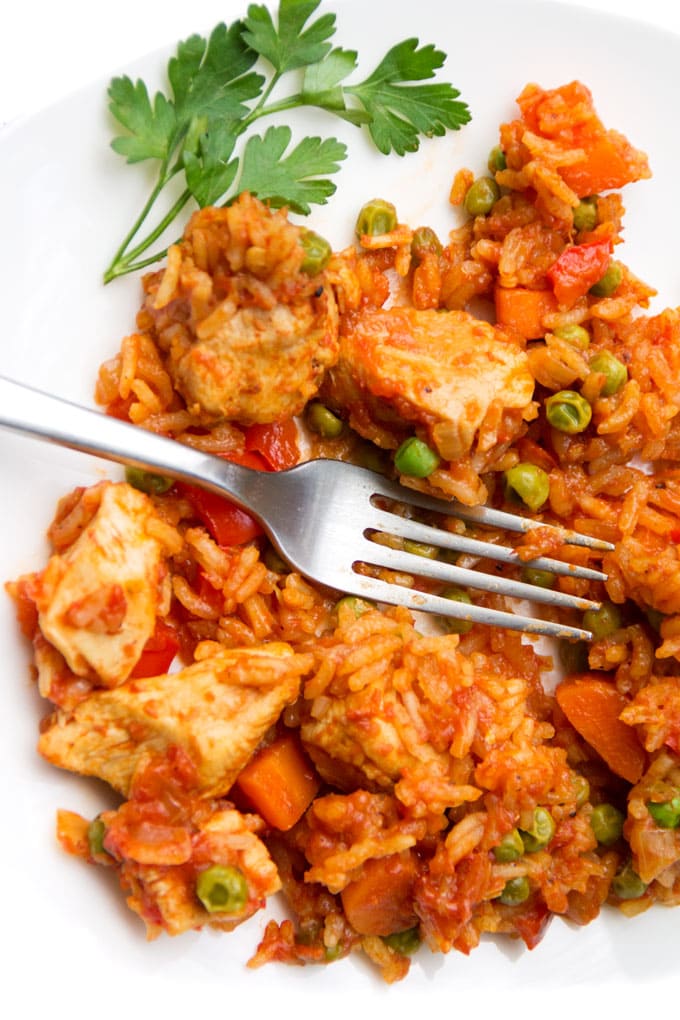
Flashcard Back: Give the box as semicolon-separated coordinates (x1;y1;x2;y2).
57;793;281;938
39;643;313;798
115;806;282;937
145;194;340;424
300;608;484;807
322;306;536;463
31;482;178;688
623;752;680;886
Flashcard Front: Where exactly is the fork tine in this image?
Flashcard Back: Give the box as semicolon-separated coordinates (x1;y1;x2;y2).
371;477;616;552
368;508;608;582
347;573;593;641
359;541;600;613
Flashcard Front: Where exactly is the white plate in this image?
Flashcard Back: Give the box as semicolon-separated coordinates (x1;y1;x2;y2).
2;1;679;1015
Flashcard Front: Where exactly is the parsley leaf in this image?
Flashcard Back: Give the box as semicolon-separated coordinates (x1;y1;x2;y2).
184;122;239;207
237;126;347;213
104;2;472;283
301;48;370;122
243;0;335;75
168;22;263;123
346;38;472;155
108;78;177;164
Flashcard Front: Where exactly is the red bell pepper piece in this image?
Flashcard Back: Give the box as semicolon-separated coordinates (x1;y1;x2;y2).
547;239;612;307
177;484;264;546
175;447;271;547
244;419;300;471
130;618;180;678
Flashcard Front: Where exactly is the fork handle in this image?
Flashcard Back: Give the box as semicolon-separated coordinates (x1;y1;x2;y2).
0;375;267;519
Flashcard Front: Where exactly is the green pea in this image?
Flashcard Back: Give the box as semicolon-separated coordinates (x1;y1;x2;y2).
394;437;440;478
503;462;550;512
498;876;531;906
335;595;373;618
354;441;391;475
520;807;556;852
300;230;332;275
545;390;592;434
559;639;590;675
572;196;599;232
552;323;591;350
588;351;628;397
125;466;173;495
196;864;248;914
324;943;344;962
382;926;422;955
520;566;555;589
439;547;460;565
488;145;507;172
296;921;321;946
263;545;289;574
590;803;624;845
493;828;525;862
403;539;439;559
645;607;665;632
611;862;647;901
583;600;622;640
647;796;680;829
356;198;397;238
87;817;108;857
305;401;345;438
464;176;501;216
590;261;623;298
411;226;442;266
440;587;473;635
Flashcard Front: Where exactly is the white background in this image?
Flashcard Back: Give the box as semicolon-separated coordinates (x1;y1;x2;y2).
1;0;680;126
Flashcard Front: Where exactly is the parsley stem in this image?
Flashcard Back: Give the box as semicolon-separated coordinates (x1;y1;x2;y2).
250;94;306;120
104;185;193;282
123;188;192;264
113;248;178;277
103;170;170;283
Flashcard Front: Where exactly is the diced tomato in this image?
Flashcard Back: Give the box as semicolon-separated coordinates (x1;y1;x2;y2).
8;578;39;639
105;396;135;421
244;419;300;471
175;444;274;546
513;897;553;950
130;618;180;678
547;239;612;307
670;529;680;544
223;448;272;471
177;483;264;546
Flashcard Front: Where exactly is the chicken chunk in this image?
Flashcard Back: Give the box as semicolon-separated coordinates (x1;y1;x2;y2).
112;806;282;937
39;643;313;798
57;750;281;939
31;482;178;688
144;194;340;424
322;306;536;463
300;608;485;811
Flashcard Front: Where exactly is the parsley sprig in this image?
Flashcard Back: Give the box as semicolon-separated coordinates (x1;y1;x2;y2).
104;0;470;283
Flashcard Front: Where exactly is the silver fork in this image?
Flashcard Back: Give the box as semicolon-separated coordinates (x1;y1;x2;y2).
0;375;613;641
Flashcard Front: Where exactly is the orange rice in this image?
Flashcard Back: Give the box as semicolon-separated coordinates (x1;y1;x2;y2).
7;80;680;984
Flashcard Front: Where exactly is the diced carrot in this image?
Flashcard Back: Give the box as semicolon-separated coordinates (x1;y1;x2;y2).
555;674;646;784
560;133;651;198
340;852;418;937
234;733;321;831
494;285;558;340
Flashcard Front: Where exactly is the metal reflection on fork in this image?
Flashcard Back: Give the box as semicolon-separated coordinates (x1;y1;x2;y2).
0;374;614;641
